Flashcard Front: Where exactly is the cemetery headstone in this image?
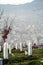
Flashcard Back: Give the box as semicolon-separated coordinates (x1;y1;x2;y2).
28;40;32;55
3;42;8;59
0;46;1;51
15;43;18;50
20;42;22;51
25;51;27;55
9;44;11;54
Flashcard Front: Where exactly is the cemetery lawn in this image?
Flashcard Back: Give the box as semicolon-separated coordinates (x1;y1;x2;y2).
0;48;43;65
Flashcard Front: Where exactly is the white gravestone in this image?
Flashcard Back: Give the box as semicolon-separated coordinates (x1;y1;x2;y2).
28;40;32;56
25;51;28;55
9;44;11;54
3;42;8;59
20;42;22;51
15;43;18;50
0;46;1;51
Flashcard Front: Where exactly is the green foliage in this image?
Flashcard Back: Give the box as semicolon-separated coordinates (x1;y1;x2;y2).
0;48;43;65
0;51;3;58
12;49;24;53
33;49;43;58
29;61;42;65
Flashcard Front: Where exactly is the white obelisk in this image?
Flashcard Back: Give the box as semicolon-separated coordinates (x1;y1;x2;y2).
20;42;22;51
0;46;1;51
15;43;18;50
3;42;8;59
9;44;11;54
28;40;32;55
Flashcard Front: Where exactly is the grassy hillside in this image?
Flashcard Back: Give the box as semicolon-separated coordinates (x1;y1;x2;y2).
0;48;43;65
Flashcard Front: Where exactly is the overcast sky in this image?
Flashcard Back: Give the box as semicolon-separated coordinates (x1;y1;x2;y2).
0;0;34;5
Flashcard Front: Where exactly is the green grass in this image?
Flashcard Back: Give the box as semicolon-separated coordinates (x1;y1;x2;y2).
0;51;3;58
33;48;43;58
4;60;43;65
0;48;43;65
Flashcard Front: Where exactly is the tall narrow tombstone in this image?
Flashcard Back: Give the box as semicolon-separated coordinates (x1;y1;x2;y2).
28;40;32;56
3;42;8;59
6;42;9;49
15;43;18;50
0;46;1;51
25;51;27;55
9;44;11;54
5;39;9;49
20;42;22;51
